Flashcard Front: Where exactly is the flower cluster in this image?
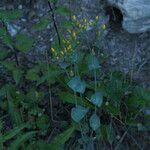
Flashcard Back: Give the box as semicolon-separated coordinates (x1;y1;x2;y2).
72;15;106;31
50;15;106;59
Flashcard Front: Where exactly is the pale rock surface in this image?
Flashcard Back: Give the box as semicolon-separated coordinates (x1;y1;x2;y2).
107;0;150;33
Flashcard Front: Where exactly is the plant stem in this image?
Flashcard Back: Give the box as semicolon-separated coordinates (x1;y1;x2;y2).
48;1;61;46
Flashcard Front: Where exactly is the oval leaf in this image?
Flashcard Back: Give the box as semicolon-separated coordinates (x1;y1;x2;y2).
89;113;100;131
90;91;103;107
71;105;89;122
67;76;86;93
56;6;71;16
15;34;34;52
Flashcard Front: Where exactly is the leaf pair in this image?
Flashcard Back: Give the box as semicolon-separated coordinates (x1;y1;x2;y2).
71;105;101;131
90;91;103;107
71;105;89;123
67;76;86;94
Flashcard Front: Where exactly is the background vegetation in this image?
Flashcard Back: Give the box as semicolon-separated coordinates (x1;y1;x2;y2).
0;0;149;149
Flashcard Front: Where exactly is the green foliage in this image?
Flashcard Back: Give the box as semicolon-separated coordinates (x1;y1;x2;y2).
13;69;24;85
89;113;100;131
0;9;23;21
58;92;94;109
0;48;8;60
56;6;71;16
33;18;49;30
0;27;13;47
90;91;103;107
15;33;34;52
0;4;149;150
71;105;89;123
67;76;86;93
2;123;28;142
9;131;37;150
49;125;75;150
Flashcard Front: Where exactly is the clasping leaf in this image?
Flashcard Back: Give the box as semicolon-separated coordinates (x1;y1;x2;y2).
67;76;86;93
89;113;100;131
71;105;89;122
90;91;103;107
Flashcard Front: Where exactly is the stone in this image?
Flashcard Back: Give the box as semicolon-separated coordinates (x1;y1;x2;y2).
107;0;150;33
7;23;21;37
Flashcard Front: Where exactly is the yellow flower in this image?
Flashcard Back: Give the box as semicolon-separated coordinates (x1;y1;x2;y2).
62;39;66;43
84;19;87;23
95;16;99;21
60;51;64;56
66;40;70;45
51;47;55;52
72;31;77;39
72;15;76;20
102;24;106;30
77;41;80;44
64;48;67;52
78;24;82;28
83;25;87;30
67;29;71;33
67;45;72;50
89;21;93;26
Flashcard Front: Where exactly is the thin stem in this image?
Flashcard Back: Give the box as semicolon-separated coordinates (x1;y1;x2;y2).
74;91;77;106
94;69;97;91
45;49;55;122
48;1;61;46
94;69;97;112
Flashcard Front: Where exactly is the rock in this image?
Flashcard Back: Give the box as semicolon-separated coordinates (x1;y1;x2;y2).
107;0;150;33
6;23;21;37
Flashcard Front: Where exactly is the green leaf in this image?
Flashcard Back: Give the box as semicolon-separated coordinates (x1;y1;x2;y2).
33;18;49;30
26;88;39;103
90;91;103;107
26;67;40;81
58;92;94;109
0;48;8;60
36;69;63;85
89;113;100;131
36;140;52;149
6;89;22;125
56;6;71;16
15;34;34;52
0;136;3;150
0;27;13;47
49;126;75;150
105;104;120;115
10;131;37;150
67;76;86;93
71;105;89;123
62;21;74;29
2;123;28;142
36;115;49;130
0;60;16;71
13;69;23;85
0;10;23;21
107;124;115;145
0;86;6;97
